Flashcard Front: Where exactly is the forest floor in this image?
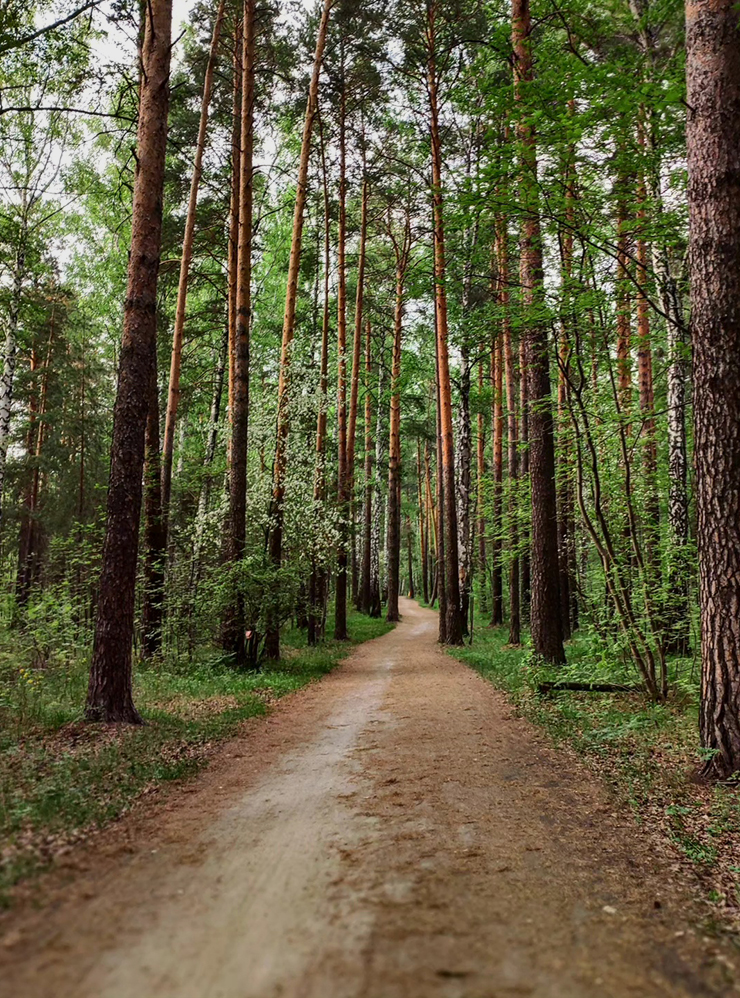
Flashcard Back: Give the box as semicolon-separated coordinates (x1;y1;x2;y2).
1;597;738;997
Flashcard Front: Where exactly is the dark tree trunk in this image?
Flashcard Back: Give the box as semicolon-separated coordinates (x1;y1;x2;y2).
686;0;740;778
86;0;172;722
361;319;373;613
513;0;564;664
428;5;463;645
491;289;504;626
222;0;256;663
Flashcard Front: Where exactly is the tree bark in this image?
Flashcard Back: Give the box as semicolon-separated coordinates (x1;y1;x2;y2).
503;283;521;646
86;0;172;722
491;239;505;624
686;0;740;778
428;3;463;645
348;174;368;607
386;218;410;622
512;0;564;663
475;352;487;620
360;319;374;613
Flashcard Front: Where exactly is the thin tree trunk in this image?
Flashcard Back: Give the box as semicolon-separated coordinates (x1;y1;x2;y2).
221;0;256;661
86;0;172;722
503;285;521;645
386;221;410;622
476;349;487;619
418;440;429;604
161;0;225;534
512;0;564;663
0;243;25;519
334;59;349;642
264;0;332;659
348;175;368;607
456;350;472;631
428;3;462;644
308;112;331;646
370;335;385;618
491;242;505;624
686;0;740;778
406;514;415;599
361;319;373;613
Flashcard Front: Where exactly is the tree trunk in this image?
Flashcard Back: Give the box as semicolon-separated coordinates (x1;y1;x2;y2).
417;440;429;604
161;0;225;535
428;5;462;645
406;514;415;599
456;350;472;631
370;337;385;619
348;175;368;607
512;0;564;663
86;0;172;722
221;0;256;662
491;242;505;624
0;243;25;520
476;349;487;619
17;312;54;606
503;284;521;646
334;62;349;642
361;319;374;613
264;0;332;659
686;0;740;778
386;226;410;622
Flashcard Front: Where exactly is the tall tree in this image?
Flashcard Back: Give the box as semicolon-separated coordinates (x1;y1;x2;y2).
86;0;173;722
686;0;740;778
512;0;564;664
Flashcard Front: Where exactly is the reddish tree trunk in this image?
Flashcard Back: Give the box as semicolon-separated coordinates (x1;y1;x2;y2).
686;0;740;777
428;5;463;644
86;0;172;722
513;0;564;663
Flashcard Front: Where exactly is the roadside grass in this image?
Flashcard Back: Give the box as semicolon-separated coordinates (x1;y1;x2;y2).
451;624;740;934
0;611;392;902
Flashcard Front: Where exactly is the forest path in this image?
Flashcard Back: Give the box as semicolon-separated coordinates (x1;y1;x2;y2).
1;598;734;998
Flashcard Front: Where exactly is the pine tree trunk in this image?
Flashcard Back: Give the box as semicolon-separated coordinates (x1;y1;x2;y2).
503;290;521;645
386;236;408;623
406;514;415;599
686;0;740;778
161;0;225;535
17;312;54;606
265;0;332;659
513;0;564;663
0;243;25;520
309;116;331;646
428;5;462;645
86;0;172;722
417;441;429;604
491;252;504;625
361;319;374;613
221;0;256;661
334;65;350;642
348;176;368;608
455;351;472;631
476;351;487;619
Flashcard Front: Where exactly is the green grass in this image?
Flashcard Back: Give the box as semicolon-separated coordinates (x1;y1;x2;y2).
450;623;740;931
0;610;393;900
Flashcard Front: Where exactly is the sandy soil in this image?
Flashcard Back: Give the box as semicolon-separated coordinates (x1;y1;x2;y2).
1;598;737;998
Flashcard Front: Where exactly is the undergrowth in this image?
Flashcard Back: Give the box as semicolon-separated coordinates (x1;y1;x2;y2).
0;610;392;901
452;623;740;934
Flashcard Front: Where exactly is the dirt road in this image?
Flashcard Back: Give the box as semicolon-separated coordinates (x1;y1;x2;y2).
1;598;736;997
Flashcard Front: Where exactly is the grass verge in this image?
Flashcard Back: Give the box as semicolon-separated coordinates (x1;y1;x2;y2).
0;611;392;902
450;623;740;936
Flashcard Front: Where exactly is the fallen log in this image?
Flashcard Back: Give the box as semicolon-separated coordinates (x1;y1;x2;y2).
537;681;642;694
